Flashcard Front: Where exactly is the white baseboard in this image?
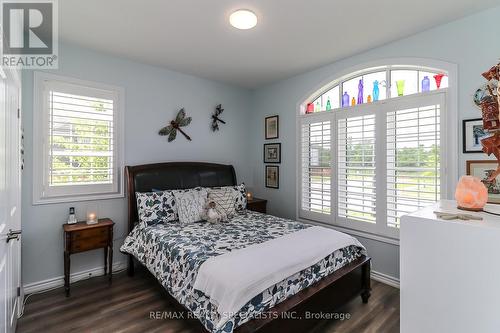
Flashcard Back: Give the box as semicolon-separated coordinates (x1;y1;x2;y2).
23;261;127;295
23;262;398;295
372;270;400;289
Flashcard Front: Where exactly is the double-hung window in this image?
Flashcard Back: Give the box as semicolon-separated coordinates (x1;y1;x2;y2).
298;65;450;238
33;72;124;204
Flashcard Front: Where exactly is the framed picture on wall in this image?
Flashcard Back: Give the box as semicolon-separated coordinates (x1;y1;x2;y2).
265;115;279;139
466;160;500;204
463;118;489;153
265;165;279;189
264;143;281;163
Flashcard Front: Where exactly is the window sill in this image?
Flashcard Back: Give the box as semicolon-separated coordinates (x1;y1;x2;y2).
297;217;400;246
33;192;124;205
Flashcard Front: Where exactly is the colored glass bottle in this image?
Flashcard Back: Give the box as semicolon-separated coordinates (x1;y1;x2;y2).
315;100;321;112
351;97;356;106
373;80;380;101
342;92;350;107
433;73;445;89
396;80;405;96
357;79;364;105
326;98;332;111
306;103;314;114
367;95;372;103
422;76;430;92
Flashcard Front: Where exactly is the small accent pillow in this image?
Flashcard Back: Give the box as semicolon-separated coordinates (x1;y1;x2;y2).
174;188;208;224
136;191;169;227
208;187;238;218
233;183;247;211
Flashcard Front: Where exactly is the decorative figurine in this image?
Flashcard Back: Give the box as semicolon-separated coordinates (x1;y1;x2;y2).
342;92;350;107
326;98;332;111
433;73;445;89
373;80;380;101
357;79;364;105
477;60;500;182
159;108;192;142
422;76;430;92
211;104;226;131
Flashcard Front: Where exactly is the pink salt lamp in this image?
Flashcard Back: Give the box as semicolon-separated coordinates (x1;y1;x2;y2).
455;176;488;211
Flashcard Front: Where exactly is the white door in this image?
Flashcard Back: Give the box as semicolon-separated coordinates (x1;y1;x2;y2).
0;67;22;333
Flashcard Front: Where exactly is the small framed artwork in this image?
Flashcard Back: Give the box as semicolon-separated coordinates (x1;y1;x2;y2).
265;115;279;139
264;143;281;163
466;160;500;204
265;165;279;189
463;118;489;153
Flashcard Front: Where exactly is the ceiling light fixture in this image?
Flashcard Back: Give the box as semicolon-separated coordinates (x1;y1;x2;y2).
229;9;257;30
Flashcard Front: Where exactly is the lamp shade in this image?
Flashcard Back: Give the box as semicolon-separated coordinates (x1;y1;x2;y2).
455;175;488;211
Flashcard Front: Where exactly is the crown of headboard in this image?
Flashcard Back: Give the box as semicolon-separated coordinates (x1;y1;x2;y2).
125;162;237;232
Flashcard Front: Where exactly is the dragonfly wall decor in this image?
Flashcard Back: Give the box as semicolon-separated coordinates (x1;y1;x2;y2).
211;104;225;131
159;108;192;142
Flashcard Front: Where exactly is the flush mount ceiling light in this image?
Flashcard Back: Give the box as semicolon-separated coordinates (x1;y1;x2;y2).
229;9;257;30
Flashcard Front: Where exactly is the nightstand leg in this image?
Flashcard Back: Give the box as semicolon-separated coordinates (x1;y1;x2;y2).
104;246;108;276
109;227;113;282
64;251;70;297
108;244;113;282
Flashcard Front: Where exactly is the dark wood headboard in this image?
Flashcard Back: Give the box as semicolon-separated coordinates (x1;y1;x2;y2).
125;162;237;233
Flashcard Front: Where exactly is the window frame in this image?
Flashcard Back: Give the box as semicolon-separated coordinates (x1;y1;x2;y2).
296;61;457;240
33;72;125;204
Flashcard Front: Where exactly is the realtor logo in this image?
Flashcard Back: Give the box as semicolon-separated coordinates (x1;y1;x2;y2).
1;0;58;68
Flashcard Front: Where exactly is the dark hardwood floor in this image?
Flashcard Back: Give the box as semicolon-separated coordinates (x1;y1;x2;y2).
17;269;399;333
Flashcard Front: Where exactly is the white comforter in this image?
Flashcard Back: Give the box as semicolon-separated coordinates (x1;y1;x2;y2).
193;226;366;326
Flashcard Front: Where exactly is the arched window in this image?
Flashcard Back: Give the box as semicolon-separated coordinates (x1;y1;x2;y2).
298;64;451;238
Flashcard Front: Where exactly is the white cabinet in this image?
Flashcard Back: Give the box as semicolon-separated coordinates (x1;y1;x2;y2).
400;200;500;333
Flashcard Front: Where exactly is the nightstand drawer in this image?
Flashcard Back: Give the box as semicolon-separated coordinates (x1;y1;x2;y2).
71;227;109;242
70;237;109;253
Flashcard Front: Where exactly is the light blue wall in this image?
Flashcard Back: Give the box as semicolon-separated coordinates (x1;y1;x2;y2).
250;7;500;279
22;7;500;286
22;43;253;285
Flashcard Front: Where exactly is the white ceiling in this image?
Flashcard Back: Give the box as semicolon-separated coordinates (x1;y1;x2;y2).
60;0;499;88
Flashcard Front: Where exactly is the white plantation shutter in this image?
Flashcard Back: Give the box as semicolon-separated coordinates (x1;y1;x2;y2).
49;91;114;186
33;73;124;203
337;113;376;224
386;94;444;228
300;117;332;222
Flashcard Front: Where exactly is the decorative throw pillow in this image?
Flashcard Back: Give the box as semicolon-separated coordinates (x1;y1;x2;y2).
208;188;238;218
174;188;208;224
232;183;247;211
136;191;169;227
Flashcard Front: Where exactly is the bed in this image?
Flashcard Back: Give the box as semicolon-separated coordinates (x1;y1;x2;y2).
121;162;371;333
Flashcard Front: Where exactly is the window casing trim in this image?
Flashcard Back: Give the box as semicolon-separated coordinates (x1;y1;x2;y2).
296;59;458;239
33;72;125;205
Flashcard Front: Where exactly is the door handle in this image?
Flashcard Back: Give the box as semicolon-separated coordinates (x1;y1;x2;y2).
6;229;21;243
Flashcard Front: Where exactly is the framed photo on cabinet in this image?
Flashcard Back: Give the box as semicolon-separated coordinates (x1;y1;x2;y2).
466;160;500;204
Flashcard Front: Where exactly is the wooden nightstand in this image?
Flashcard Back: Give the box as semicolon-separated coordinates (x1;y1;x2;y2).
63;218;114;296
247;198;267;214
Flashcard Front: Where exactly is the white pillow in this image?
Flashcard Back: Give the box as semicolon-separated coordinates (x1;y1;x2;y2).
174;188;208;224
208;187;238;218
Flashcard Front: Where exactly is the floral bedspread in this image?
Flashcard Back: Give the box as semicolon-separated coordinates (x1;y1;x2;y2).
120;210;363;333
